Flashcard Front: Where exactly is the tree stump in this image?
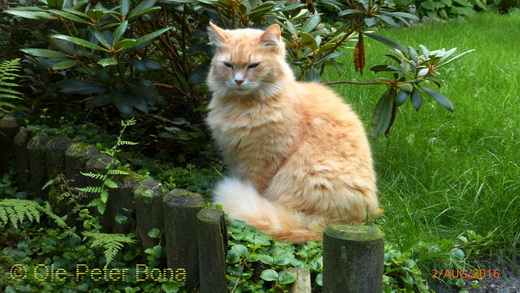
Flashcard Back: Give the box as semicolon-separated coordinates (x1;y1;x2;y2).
0;115;19;173
27;134;50;198
134;178;165;249
85;153;113;231
108;179;138;234
45;135;73;180
14;127;32;190
197;208;227;293
323;225;384;293
65;142;99;189
163;189;205;291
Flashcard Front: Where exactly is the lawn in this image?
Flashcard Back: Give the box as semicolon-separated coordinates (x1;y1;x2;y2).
325;12;520;267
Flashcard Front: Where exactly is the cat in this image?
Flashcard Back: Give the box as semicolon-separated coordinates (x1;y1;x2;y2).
205;23;380;242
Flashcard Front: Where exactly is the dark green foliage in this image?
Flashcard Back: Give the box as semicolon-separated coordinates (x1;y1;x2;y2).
495;0;520;12
414;0;496;19
5;1;169;115
4;0;472;138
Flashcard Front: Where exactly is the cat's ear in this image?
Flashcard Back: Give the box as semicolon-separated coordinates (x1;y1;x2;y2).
259;24;282;48
208;22;228;47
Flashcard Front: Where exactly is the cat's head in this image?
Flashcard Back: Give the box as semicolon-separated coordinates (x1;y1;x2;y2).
206;23;293;99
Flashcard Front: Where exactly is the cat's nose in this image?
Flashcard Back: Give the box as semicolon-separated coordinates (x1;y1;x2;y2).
235;79;244;85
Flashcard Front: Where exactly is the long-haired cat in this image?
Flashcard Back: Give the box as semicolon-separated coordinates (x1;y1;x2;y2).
206;23;380;242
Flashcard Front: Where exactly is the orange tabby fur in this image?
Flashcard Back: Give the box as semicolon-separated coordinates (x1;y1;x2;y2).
206;23;379;242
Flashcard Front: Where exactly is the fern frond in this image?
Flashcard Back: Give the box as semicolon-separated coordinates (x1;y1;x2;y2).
0;58;23;113
0;101;16;106
77;186;105;194
0;81;20;88
103;179;118;189
0;59;22;81
0;199;66;229
83;232;135;266
0;93;23;100
41;202;68;229
0;199;41;229
100;190;108;204
0;207;7;224
107;169;129;176
116;140;138;146
0;102;16;113
87;198;106;214
79;172;108;181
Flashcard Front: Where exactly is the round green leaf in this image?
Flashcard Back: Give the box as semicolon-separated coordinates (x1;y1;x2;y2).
231;244;248;258
260;269;278;282
316;272;323;286
450;248;465;260
278;271;297;285
148;228;161;239
257;254;274;265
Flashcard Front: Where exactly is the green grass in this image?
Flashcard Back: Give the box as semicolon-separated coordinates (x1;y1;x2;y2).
325;12;520;264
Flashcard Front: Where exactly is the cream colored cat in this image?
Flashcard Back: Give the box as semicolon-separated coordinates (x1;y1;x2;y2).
206;23;379;242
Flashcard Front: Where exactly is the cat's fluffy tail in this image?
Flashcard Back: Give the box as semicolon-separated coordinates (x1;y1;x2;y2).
212;177;326;242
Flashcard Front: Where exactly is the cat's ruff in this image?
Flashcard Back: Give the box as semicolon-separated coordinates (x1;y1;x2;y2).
206;23;380;242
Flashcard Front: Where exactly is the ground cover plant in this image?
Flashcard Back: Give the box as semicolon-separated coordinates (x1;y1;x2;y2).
1;5;519;293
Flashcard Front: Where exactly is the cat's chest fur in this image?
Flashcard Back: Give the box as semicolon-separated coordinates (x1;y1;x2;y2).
207;94;301;192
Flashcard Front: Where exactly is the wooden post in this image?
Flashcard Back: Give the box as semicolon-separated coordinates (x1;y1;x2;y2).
27;134;50;198
284;267;311;293
14;127;32;190
323;225;384;293
134;178;165;249
197;208;227;293
65;142;99;189
109;180;138;234
0;115;19;173
85;153;113;232
163;189;205;291
45;135;73;180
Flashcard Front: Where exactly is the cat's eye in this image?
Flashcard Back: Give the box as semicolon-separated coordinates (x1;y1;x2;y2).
224;62;234;69
248;63;260;69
